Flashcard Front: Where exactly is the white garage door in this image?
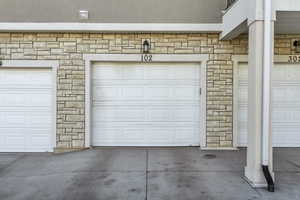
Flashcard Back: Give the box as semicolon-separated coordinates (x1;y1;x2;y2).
236;63;300;147
0;68;53;152
92;62;201;146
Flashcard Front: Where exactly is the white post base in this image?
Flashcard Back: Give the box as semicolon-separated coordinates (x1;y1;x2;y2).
245;166;267;188
244;166;275;188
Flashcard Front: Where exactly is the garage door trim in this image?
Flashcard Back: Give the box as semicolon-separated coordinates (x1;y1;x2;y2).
84;54;209;148
233;55;298;148
0;60;58;152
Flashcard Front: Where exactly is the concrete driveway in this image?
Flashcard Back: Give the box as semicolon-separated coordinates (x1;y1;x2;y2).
0;148;299;200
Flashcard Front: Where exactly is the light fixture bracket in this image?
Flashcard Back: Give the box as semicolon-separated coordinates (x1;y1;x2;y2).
293;40;300;53
142;39;151;54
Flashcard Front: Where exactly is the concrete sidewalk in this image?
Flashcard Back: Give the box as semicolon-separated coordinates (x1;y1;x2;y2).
0;148;299;200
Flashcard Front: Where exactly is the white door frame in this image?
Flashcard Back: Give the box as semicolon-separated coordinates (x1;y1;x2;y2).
233;55;298;148
84;54;208;148
0;60;59;152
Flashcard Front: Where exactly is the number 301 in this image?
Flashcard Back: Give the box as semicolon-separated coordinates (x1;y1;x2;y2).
288;56;300;63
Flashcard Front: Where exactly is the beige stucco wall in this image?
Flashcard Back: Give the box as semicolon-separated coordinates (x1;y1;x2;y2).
0;33;297;151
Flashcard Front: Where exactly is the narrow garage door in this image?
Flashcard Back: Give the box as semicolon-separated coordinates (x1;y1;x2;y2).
0;68;53;152
92;62;201;146
237;63;300;147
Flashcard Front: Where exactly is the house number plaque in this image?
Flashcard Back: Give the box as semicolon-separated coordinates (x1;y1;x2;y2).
288;56;300;63
141;54;153;63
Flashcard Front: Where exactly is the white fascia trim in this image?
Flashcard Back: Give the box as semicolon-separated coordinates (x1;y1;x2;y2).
84;54;208;148
0;23;222;33
0;60;59;152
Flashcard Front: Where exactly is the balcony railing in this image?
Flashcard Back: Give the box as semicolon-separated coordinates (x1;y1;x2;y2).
226;0;237;9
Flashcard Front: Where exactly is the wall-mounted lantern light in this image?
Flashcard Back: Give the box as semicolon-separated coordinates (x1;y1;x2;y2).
142;40;151;54
293;40;300;53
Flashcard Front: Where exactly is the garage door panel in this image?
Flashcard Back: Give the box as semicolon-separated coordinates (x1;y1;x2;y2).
171;66;199;80
148;109;173;121
272;109;300;122
93;87;121;99
0;113;26;126
28;93;52;106
93;125;198;146
93;107;146;122
145;87;171;98
144;80;199;86
0;111;51;127
0;91;51;107
92;128;121;140
238;130;247;146
172;68;197;80
145;128;174;141
0;69;52;85
173;107;200;121
93;86;199;101
273;65;300;80
0;68;53;152
123;87;145;97
273;85;300;99
93;63;200;80
95;79;199;87
174;128;199;140
238;108;247;122
93;66;123;80
237;63;300;147
144;64;199;80
123;68;144;79
92;62;201;146
92;128;143;143
238;87;248;102
0;128;52;151
145;67;169;79
273;132;300;147
93;86;146;99
3;133;26;147
29;135;52;147
174;87;199;99
93;105;199;122
145;86;198;100
273;87;289;99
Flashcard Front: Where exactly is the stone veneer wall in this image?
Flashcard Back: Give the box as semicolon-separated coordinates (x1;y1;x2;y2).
0;33;297;150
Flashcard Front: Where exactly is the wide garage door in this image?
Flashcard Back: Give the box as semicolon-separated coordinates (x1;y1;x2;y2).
0;68;53;152
92;62;201;146
236;63;300;147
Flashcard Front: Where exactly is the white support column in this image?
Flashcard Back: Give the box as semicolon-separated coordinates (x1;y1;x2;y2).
244;19;274;187
245;20;265;187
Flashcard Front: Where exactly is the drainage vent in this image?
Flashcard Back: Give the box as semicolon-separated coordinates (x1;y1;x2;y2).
203;154;217;159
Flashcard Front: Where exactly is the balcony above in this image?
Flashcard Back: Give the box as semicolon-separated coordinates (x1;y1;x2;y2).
226;0;238;10
221;0;300;39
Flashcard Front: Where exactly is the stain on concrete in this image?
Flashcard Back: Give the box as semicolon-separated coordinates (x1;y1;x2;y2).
203;154;217;159
104;178;116;186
